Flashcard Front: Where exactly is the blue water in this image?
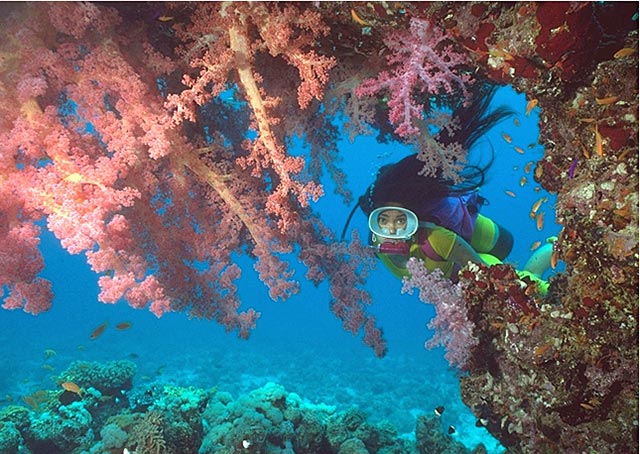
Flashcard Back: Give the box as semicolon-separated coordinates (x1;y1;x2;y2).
0;86;560;451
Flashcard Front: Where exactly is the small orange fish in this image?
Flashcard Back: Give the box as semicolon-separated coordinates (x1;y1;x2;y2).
519;176;527;187
617;148;631;161
536;212;545;231
351;8;371;27
514;146;525;154
534;163;543;179
530;196;547;218
90;322;108;340
595;96;618;105
22;395;38;410
613;47;636;59
157;15;174;22
530;241;542;251
594;125;603;157
504;190;516;197
116;321;132;330
513;118;520;127
525;99;538;116
61;381;83;396
551;249;559;269
533;343;551;357
524;161;533;173
489;46;514;60
501;132;512;143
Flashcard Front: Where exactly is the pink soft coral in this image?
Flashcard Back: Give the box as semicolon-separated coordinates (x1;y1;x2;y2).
356;18;472;137
402;258;478;369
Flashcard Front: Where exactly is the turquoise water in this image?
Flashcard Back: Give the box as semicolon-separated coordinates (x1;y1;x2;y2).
0;86;560;452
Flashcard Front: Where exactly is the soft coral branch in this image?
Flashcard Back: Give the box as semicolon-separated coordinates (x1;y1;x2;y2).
0;2;384;354
402;258;477;369
356;18;472;137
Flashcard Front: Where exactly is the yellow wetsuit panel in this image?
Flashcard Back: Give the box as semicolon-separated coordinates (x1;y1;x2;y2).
377;252;411;279
377;226;457;279
470;214;498;253
418;226;457;278
377;226;549;295
427;226;457;260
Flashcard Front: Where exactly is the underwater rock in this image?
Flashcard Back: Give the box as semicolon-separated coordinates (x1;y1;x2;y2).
0;421;22;454
434;3;639;453
337;437;369;454
24;401;94;454
99;423;128;450
415;415;473;454
2;362;487;453
57;360;137;396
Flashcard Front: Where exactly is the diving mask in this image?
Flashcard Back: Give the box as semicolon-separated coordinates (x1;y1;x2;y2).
368;206;419;241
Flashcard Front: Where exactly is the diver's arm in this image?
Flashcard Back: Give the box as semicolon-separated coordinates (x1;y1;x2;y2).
448;235;486;267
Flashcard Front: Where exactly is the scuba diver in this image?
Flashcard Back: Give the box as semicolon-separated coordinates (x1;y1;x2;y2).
345;83;554;294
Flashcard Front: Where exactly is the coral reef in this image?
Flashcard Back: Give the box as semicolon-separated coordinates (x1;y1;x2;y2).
356;2;638;452
57;360;137;396
440;4;638;453
0;360;484;454
0;2;637;452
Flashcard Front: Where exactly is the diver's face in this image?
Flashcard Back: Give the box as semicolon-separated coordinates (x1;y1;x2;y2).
377;209;407;235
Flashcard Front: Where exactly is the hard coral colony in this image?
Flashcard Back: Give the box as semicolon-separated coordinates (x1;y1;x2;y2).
0;2;637;453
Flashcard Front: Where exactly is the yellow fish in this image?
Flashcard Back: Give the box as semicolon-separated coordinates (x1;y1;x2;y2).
116;321;133;330
534;163;543;179
525;99;538;116
594;125;603;157
530;197;547;218
351;9;371;27
90;322;108;340
536;212;545;231
613;47;636;59
61;381;83;396
524;161;533;174
595;96;618;105
551;249;559;269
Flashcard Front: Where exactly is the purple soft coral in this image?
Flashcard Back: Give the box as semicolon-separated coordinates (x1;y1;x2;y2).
401;258;478;369
356;18;472;137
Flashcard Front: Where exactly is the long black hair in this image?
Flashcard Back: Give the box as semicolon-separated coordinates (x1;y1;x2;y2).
362;84;512;211
341;83;513;239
